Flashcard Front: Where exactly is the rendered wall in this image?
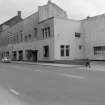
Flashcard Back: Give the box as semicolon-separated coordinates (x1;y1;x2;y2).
82;15;105;60
54;18;84;60
38;1;67;22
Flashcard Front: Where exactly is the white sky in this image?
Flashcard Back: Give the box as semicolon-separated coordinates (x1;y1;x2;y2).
0;0;105;24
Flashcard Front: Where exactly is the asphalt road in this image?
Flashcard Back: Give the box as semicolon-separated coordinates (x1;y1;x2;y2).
0;62;105;105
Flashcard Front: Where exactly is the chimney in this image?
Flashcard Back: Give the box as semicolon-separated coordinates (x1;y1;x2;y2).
48;0;51;4
87;16;90;19
17;11;21;17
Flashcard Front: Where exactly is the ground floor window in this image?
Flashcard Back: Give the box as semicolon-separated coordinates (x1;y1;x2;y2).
25;49;38;62
60;45;70;57
6;51;9;57
43;45;49;57
18;50;23;61
12;51;17;60
94;46;105;56
61;45;64;56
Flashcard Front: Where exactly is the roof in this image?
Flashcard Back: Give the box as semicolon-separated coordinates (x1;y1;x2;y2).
82;13;105;22
0;15;23;28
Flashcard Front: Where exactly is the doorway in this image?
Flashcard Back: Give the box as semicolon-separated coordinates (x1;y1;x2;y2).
26;49;38;62
32;50;38;62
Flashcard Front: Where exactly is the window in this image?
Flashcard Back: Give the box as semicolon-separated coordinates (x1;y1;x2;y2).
60;45;64;56
16;32;18;43
43;45;49;57
60;45;70;57
8;36;9;44
20;30;23;42
66;45;70;56
75;32;80;38
42;29;44;38
13;35;16;43
45;28;47;38
34;28;37;38
42;27;51;38
48;27;50;37
94;46;105;56
28;34;31;40
6;51;9;57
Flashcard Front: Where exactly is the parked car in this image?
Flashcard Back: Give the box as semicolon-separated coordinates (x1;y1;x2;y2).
1;57;11;63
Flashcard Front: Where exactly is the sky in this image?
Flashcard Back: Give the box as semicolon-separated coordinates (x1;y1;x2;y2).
0;0;105;24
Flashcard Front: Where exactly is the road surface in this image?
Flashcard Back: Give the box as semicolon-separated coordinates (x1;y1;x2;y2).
0;62;105;105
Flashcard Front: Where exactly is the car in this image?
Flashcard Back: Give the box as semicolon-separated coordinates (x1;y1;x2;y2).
1;57;11;63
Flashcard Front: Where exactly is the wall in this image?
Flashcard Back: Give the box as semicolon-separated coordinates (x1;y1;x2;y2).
82;15;105;60
23;12;39;42
37;17;54;61
13;38;54;61
38;1;67;22
54;18;84;60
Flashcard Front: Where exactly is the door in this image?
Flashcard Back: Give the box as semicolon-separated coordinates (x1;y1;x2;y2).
32;50;38;62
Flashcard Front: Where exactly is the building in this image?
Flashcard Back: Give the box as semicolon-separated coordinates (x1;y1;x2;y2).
0;11;23;32
0;1;105;61
82;15;105;60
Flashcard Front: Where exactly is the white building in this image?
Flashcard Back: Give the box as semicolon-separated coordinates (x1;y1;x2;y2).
0;1;105;62
82;15;105;60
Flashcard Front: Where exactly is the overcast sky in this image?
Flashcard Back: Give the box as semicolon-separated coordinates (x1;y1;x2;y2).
0;0;105;24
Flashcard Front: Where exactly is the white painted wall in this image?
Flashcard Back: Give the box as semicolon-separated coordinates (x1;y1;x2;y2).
82;15;105;60
54;18;84;60
38;1;67;22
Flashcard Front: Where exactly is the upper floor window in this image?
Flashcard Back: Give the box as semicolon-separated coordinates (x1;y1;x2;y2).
16;32;18;43
41;26;51;39
45;28;47;38
13;35;16;43
75;32;81;38
28;34;32;40
20;30;23;42
48;27;50;37
34;28;37;38
42;29;44;38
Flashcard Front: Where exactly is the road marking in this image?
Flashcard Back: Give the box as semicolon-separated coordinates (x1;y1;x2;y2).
10;89;20;95
35;70;43;72
57;73;84;79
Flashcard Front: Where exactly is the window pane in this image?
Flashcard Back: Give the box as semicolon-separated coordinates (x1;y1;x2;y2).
75;32;80;38
66;45;70;48
34;28;37;38
48;27;50;37
61;49;64;56
61;45;64;48
66;49;69;56
45;28;47;37
42;29;44;38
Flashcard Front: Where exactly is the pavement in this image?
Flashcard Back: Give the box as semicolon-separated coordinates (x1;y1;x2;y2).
11;61;105;72
11;61;84;68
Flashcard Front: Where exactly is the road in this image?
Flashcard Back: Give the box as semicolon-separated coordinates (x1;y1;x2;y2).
0;62;105;105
